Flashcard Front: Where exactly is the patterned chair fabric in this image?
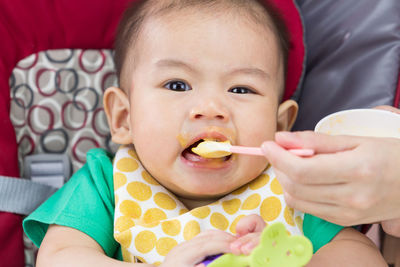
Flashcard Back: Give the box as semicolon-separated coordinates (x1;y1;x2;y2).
10;49;118;175
10;49;118;266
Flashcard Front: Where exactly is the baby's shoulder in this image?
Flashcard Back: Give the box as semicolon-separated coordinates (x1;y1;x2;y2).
70;148;115;193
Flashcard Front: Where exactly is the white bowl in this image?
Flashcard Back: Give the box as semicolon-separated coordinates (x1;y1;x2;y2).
315;109;400;138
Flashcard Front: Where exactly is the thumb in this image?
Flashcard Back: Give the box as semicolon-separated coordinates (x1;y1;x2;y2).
274;131;360;154
235;215;266;237
374;105;400;115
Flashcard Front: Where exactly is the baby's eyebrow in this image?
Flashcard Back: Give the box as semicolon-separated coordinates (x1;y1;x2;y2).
155;59;196;73
155;58;270;80
227;67;270;80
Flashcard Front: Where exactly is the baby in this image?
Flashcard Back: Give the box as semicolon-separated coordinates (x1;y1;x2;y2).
24;0;385;266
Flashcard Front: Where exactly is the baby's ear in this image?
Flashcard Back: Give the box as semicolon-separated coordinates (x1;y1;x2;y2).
103;87;132;144
277;100;298;131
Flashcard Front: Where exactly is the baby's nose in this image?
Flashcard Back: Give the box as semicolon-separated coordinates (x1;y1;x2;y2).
189;100;229;122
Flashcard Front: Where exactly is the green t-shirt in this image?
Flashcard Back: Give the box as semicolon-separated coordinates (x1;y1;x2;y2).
23;148;343;260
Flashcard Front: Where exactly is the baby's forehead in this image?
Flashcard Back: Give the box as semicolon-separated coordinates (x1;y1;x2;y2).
145;0;275;31
134;11;280;69
118;0;285;92
132;2;279;61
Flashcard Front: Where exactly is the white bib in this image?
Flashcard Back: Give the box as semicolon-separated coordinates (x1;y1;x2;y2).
113;145;304;264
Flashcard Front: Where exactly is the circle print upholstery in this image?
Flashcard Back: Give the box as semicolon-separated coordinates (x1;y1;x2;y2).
10;49;119;173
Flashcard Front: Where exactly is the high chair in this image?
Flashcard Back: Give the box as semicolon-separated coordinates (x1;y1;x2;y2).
0;0;399;266
0;1;132;266
296;1;400;266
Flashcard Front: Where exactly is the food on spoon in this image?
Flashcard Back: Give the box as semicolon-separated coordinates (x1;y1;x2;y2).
191;140;232;158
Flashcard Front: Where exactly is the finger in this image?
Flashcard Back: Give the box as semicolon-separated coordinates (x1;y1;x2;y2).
175;230;236;264
279;193;376;226
235;214;266;237
274;131;360;154
279;195;344;224
374;105;400;114
262;140;303;171
381;218;400;237
240;238;259;255
263;141;356;184
230;233;261;255
278;168;398;225
275;169;348;205
195;229;235;239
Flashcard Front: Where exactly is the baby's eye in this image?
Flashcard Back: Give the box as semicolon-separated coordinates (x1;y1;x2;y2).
164;80;191;91
229;87;255;94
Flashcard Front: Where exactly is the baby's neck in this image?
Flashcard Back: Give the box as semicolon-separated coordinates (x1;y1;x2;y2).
178;196;220;210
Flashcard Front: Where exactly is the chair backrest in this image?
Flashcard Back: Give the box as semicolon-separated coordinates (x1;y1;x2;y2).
9;48;119;266
0;1;133;265
294;0;400;131
295;1;400;265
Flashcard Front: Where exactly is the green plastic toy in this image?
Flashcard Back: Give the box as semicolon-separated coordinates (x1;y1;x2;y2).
208;222;313;267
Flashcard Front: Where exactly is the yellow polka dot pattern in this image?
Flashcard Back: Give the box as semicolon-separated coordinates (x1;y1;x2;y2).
183;220;200;240
116;157;139;172
115;216;135;232
229;215;246;234
156;237;178;256
270;178;283;195
260;196;282;221
113;145;304;264
143;208;167;224
210;212;229;230
284;206;295;226
241;193;261;210
222;198;241;215
249;173;270;190
190;206;211;219
134;231;157;254
154;193;177;210
127;182;152;201
161;220;181;236
115;231;132;249
114;173;127;190
120;200;141;218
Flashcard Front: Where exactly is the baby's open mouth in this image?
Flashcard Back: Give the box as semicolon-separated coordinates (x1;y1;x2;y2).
182;139;232;162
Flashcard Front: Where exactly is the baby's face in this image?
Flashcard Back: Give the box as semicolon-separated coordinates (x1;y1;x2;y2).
114;10;294;200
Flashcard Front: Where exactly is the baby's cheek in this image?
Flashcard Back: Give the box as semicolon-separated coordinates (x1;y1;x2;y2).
240;127;276;147
236;158;268;189
241;121;276;145
133;130;178;182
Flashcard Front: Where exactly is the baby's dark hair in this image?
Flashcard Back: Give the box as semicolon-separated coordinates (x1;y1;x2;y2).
114;0;290;90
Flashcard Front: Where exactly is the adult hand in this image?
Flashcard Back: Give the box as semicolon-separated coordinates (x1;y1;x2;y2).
261;127;400;236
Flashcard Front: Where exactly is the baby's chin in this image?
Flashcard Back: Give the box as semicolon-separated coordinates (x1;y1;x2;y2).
174;191;226;209
174;187;221;198
172;185;237;204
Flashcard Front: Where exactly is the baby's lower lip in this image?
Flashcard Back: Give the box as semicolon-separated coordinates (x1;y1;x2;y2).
181;150;232;169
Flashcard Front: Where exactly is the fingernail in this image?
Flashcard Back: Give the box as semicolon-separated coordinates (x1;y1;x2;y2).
276;131;295;138
261;141;274;153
